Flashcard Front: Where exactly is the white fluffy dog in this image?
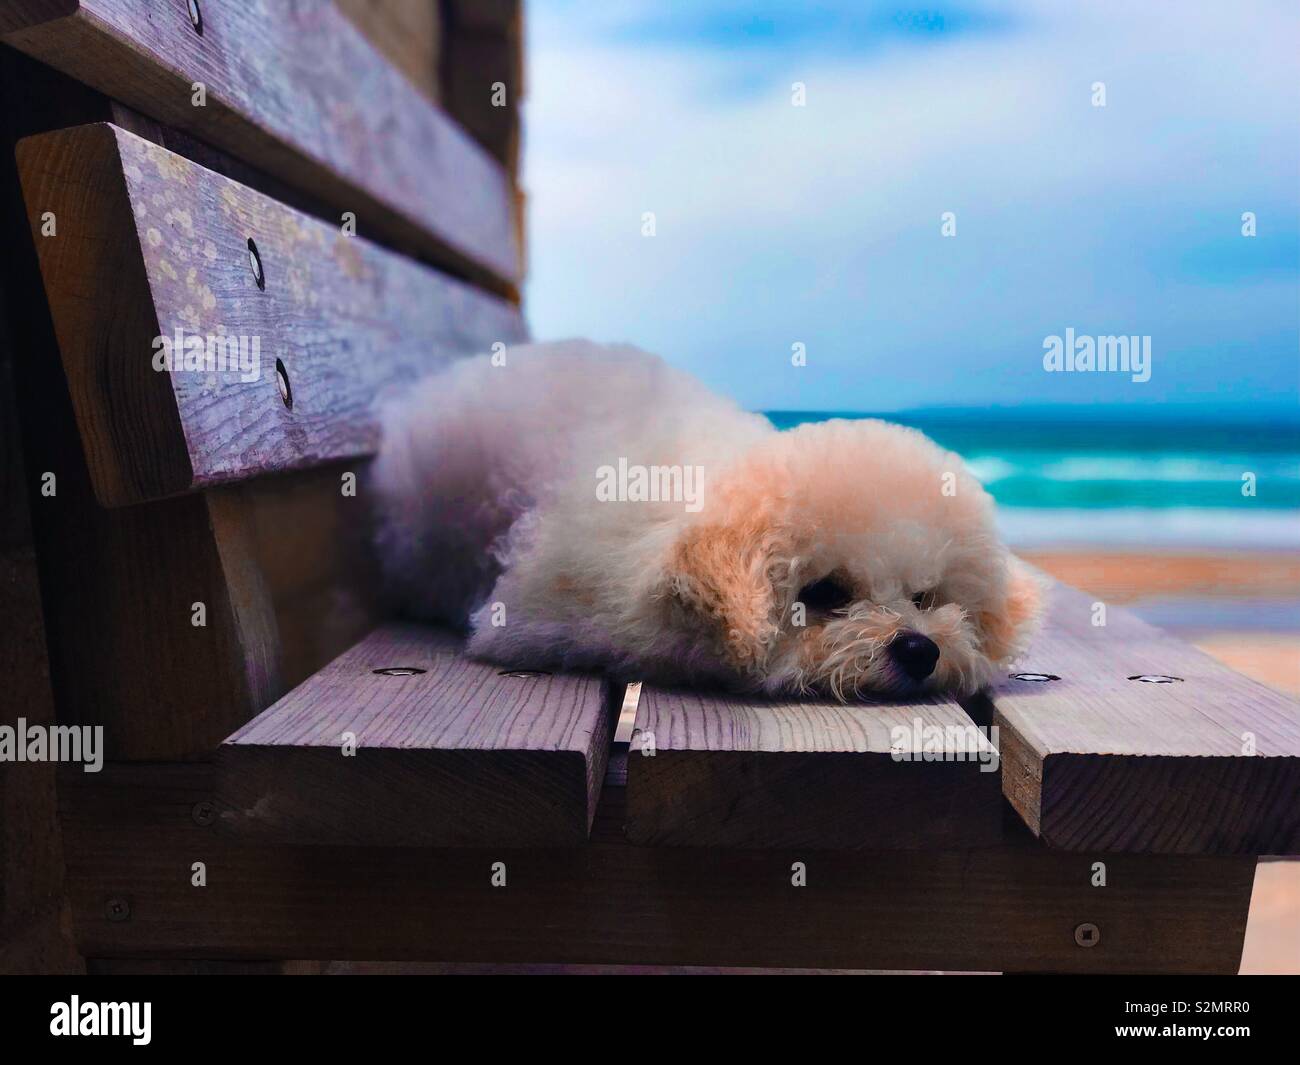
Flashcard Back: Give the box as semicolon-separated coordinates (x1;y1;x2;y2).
373;340;1041;699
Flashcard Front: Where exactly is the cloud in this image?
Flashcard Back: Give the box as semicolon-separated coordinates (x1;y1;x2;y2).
523;1;1300;411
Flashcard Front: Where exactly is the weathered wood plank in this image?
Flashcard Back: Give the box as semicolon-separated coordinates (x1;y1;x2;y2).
988;583;1300;854
626;685;1004;849
17;122;527;507
61;765;1256;973
1;0;519;288
0;307;83;972
216;625;613;847
0;56;283;760
336;0;441;105
441;0;522;172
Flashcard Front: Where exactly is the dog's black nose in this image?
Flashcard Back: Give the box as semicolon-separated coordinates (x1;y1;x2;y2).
887;631;940;681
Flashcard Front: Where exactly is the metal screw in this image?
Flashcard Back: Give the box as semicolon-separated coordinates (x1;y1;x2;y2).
1128;675;1183;684
373;666;427;677
105;897;131;922
498;669;551;679
247;237;265;290
191;800;216;827
1074;922;1100;948
1011;672;1060;682
187;0;203;35
274;358;292;409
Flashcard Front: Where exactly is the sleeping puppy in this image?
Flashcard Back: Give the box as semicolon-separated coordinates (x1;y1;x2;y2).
373;340;1041;699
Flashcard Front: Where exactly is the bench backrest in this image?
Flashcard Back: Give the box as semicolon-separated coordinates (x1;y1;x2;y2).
2;1;526;759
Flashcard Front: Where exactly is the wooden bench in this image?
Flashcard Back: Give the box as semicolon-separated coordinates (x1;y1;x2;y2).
0;1;1296;975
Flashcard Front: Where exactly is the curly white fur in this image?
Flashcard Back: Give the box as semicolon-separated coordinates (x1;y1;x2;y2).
372;340;1041;698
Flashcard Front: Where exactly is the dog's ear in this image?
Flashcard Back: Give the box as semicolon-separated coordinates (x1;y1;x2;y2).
660;514;784;675
978;556;1044;663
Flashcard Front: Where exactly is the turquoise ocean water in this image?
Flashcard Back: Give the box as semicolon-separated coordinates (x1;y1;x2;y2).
764;409;1300;549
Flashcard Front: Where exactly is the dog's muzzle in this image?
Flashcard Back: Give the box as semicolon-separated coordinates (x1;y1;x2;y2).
887;630;940;681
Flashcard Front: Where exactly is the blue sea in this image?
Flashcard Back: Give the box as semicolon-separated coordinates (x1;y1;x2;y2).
764;408;1300;550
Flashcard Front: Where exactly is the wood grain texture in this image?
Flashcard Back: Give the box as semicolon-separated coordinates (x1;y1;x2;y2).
15;122;181;507
336;0;441;104
17;122;527;507
234;460;385;692
0;523;74;942
441;0;522;172
0;58;284;761
1;0;520;287
0;0;75;34
626;686;1003;848
0;318;83;972
61;765;1256;973
6;53;449;738
989;583;1300;854
10;429;285;762
216;625;613;846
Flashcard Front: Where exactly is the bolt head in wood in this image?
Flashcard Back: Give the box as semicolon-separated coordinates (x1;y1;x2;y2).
247;237;265;289
187;0;202;35
274;358;293;409
498;669;551;679
1074;922;1100;947
1011;672;1060;682
373;667;427;676
105;897;131;922
1128;675;1183;684
191;800;216;826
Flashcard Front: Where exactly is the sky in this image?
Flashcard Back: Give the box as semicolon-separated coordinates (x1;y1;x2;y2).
521;1;1300;414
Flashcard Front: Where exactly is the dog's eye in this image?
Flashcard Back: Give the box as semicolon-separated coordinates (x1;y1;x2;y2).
798;576;854;612
912;589;937;609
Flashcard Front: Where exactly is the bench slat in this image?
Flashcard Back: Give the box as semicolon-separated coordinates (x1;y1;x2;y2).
988;582;1300;854
17;122;526;507
1;0;519;288
215;624;612;847
626;686;1003;849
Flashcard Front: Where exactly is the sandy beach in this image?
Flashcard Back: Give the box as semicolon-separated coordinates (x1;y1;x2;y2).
1021;549;1300;974
1022;550;1300;604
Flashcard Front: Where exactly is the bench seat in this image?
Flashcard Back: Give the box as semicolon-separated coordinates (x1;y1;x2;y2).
211;583;1300;855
